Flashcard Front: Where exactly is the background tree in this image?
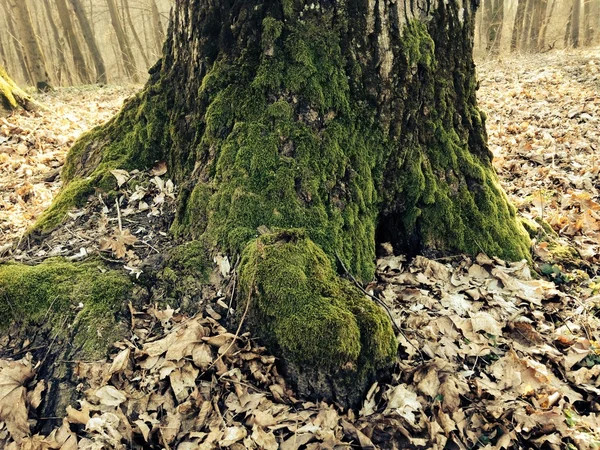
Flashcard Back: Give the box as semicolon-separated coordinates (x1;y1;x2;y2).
5;0;51;89
106;0;139;82
15;0;531;409
69;0;108;84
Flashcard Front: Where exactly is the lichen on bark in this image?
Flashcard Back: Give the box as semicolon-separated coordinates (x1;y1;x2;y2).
16;0;531;407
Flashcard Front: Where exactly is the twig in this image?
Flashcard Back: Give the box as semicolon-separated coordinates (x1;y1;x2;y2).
335;252;424;360
335;252;401;334
115;199;123;232
204;282;252;373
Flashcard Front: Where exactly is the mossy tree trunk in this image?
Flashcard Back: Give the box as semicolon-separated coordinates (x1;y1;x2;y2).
0;65;36;115
21;0;530;408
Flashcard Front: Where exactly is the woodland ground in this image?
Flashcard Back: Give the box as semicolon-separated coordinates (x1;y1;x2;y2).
0;49;599;449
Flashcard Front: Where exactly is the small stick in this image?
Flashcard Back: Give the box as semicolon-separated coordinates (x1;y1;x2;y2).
115;199;123;232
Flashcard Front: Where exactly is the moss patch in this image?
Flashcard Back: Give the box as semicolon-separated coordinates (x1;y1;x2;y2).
0;259;133;358
238;230;397;401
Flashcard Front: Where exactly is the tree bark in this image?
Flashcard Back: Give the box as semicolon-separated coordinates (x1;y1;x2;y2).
55;0;91;84
68;0;108;84
122;0;151;68
583;0;593;46
23;0;530;408
511;0;528;51
106;0;139;82
6;0;51;90
0;65;36;114
571;0;582;47
43;0;72;85
149;0;165;57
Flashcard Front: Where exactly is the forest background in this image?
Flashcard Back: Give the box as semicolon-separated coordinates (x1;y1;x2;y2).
0;0;599;87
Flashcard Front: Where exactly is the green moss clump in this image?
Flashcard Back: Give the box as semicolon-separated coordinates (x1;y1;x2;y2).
0;259;133;358
238;230;397;399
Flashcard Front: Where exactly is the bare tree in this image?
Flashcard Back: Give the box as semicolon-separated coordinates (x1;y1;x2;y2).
571;0;582;47
122;0;150;67
106;0;139;82
149;0;165;57
583;0;594;45
69;0;108;84
6;0;51;89
55;0;91;84
43;0;72;85
511;0;528;51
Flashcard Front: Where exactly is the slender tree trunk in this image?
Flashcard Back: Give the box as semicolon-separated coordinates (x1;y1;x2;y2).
583;0;593;45
511;0;527;51
68;0;108;84
149;0;164;57
487;0;504;55
106;0;139;82
43;0;72;85
55;0;91;84
521;0;537;51
527;0;544;51
571;0;582;47
538;0;556;49
122;0;151;67
6;0;51;89
565;6;573;47
1;1;31;83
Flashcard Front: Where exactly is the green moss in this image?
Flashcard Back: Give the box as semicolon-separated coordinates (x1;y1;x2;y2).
238;230;397;378
0;259;133;359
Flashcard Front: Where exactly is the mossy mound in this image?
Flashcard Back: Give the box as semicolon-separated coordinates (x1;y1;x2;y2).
239;230;397;407
0;259;133;358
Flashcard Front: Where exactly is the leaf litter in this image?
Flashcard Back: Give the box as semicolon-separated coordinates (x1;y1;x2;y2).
1;51;600;448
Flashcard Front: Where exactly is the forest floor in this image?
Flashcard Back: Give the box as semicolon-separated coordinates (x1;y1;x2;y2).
0;49;600;449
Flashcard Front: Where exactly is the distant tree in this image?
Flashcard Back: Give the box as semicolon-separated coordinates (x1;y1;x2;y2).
69;0;108;84
106;0;139;82
6;0;51;90
511;0;528;51
571;0;582;47
55;0;91;84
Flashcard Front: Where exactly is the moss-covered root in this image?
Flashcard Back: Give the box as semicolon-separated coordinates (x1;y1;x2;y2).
238;230;397;408
0;259;133;359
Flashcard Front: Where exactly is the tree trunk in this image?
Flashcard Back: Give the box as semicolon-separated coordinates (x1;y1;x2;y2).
511;0;526;52
68;0;108;84
122;0;151;68
571;0;582;47
0;65;36;114
106;0;139;82
149;0;165;57
583;0;593;46
487;0;504;55
55;0;91;84
522;0;536;51
43;0;72;85
20;0;530;408
6;0;51;90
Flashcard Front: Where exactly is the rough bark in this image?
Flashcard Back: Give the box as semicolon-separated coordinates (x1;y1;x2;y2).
511;0;527;51
69;0;108;84
0;65;36;115
6;0;51;89
16;0;530;409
